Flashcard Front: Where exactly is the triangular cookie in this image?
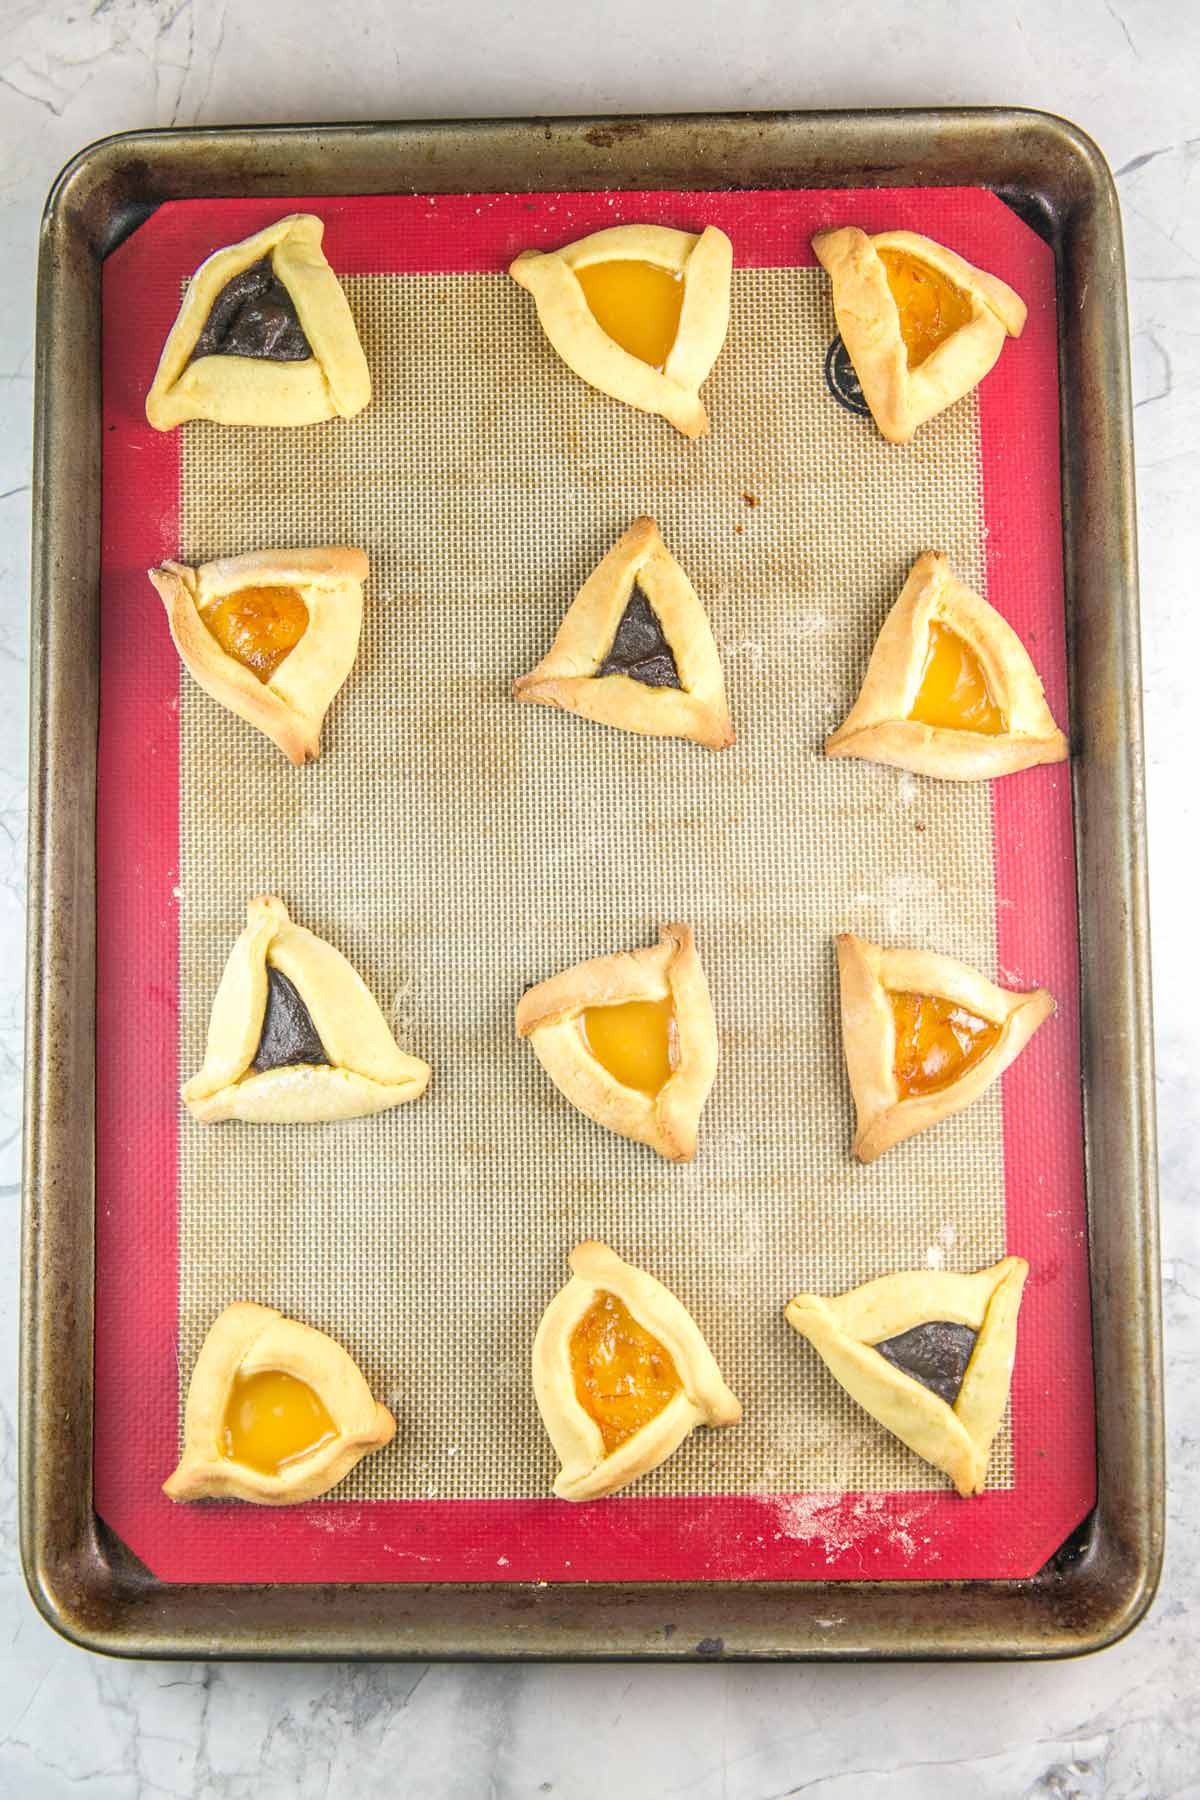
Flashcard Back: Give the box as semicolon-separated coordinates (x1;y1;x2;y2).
183;896;431;1123
812;226;1026;443
785;1257;1028;1496
510;222;732;437
149;546;367;764
164;1302;395;1504
836;933;1054;1162
513;516;735;750
534;1241;741;1500
826;551;1067;779
515;923;718;1162
146;213;371;430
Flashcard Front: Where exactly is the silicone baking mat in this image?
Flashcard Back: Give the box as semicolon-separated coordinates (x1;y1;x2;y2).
95;188;1093;1583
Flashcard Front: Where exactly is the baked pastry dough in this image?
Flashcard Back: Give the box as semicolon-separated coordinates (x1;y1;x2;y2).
163;1301;395;1504
515;923;718;1162
836;934;1054;1162
825;551;1067;779
784;1256;1028;1496
149;546;367;765
533;1240;741;1500
509;223;732;437
513;516;734;750
145;213;371;430
183;895;431;1123
812;226;1026;444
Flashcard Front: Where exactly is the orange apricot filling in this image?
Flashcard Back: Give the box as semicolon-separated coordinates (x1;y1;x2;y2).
203;584;309;682
581;997;677;1098
877;249;974;369
576;259;684;370
909;622;1007;735
569;1290;683;1454
890;991;1002;1099
220;1369;338;1475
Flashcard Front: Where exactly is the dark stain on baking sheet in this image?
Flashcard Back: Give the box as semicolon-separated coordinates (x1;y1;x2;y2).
584;122;649;150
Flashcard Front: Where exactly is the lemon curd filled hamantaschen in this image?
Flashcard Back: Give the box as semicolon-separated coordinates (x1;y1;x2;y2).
515;923;719;1161
164;1302;395;1504
509;222;732;436
825;551;1066;779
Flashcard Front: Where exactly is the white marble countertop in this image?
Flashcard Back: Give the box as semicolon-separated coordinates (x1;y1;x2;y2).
1;2;1196;1794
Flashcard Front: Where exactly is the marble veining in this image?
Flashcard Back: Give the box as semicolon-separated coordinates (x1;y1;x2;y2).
1;1;1197;1794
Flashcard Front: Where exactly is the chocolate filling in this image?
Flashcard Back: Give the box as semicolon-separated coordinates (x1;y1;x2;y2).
189;255;312;364
251;967;329;1073
597;587;682;689
874;1320;978;1408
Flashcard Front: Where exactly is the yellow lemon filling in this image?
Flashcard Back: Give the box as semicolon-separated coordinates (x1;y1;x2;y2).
890;991;1002;1099
576;259;684;371
220;1369;338;1476
570;1290;683;1454
581;997;677;1097
909;622;1007;735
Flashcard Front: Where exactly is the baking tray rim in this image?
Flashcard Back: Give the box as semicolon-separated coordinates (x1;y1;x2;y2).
22;107;1162;1661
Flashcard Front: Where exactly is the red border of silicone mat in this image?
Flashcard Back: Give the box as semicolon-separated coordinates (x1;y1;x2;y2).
95;189;1094;1584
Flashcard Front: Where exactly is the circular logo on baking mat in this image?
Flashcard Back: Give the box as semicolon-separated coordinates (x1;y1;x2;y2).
824;335;870;417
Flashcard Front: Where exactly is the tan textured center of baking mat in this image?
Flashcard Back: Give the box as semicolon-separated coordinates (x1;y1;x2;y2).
177;268;1009;1499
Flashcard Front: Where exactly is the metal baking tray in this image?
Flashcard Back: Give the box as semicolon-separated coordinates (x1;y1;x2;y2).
23;110;1161;1660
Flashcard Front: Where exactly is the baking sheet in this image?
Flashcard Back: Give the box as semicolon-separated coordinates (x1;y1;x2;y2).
92;187;1094;1585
